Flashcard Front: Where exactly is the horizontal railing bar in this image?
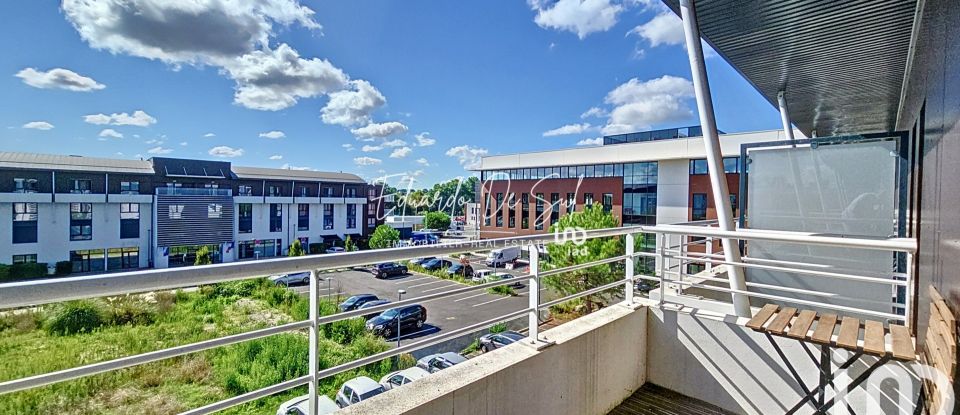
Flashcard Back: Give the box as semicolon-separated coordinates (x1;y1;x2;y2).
679;251;910;281
668;254;907;287
0;319;311;395
180;375;312;415
539;255;627;278
652;224;917;253
540;280;626;309
677;272;905;309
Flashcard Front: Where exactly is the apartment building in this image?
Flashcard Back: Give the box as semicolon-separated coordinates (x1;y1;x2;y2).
0;152;384;271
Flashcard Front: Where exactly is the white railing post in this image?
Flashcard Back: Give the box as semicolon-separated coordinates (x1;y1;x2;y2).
528;244;540;343
705;237;713;272
625;233;635;304
905;252;914;329
678;235;686;295
657;233;666;308
308;269;319;415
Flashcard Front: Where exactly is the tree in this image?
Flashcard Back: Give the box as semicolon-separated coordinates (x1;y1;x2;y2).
288;239;306;257
194;246;213;266
344;235;357;252
542;204;623;313
423;211;451;230
369;225;400;250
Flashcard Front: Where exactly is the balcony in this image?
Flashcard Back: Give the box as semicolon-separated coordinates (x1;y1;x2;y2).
155;187;232;196
0;222;936;415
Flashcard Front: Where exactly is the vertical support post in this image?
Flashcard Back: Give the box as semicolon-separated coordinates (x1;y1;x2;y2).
777;90;796;146
905;251;914;330
657;233;666;308
625;233;635;304
307;270;319;415
679;0;751;317
528;244;540;343
677;235;686;295
705;237;713;272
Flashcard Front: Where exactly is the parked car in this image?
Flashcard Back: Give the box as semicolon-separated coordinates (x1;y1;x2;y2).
335;376;386;408
635;281;657;293
409;257;435;266
478;331;526;353
422;258;453;271
268;271;310;287
276;394;339;415
325;246;345;254
444;229;464;237
485;246;521;267
373;262;408;278
357;299;391;319
471;269;494;283
486;272;523;288
339;294;380;312
366;304;427;337
379;366;431;390
416;352;467;374
446;263;474;278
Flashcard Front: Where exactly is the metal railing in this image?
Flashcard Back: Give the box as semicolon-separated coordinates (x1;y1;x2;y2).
0;224;917;415
155;187;233;196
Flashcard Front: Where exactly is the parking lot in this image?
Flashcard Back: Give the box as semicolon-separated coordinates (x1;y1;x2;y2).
290;255;553;352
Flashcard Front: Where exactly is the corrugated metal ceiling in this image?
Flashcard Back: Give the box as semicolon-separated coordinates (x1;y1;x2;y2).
662;0;918;136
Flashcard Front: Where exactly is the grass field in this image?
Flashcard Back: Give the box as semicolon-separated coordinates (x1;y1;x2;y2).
0;278;410;415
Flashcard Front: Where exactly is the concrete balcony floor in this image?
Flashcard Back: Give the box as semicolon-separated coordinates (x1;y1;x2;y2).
608;384;735;415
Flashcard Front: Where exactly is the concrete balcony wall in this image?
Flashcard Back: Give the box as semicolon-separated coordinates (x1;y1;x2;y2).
340;304;647;415
0;193;52;203
646;305;920;414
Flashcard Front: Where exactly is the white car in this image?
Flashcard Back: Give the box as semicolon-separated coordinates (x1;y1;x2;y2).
471;269;494;283
276;394;339;415
335;376;386;408
326;246;345;254
379;366;430;390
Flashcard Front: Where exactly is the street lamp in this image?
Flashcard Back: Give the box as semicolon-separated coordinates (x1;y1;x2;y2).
396;289;406;348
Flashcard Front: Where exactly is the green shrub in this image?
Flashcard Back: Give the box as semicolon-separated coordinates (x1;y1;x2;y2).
489;322;507;334
308;243;325;255
0;309;44;333
55;261;72;276
486;285;516;296
106;296;157;326
215;334;309;395
322;318;367;344
0;264;9;282
9;262;48;279
45;300;105;335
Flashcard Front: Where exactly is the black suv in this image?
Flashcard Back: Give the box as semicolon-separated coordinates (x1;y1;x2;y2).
366;305;427;337
339;294;380;312
373;262;408;279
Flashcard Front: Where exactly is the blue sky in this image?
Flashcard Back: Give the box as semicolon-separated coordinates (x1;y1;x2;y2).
0;1;780;186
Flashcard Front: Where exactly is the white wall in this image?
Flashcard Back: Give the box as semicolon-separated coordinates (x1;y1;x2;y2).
232;201;364;259
655;159;690;225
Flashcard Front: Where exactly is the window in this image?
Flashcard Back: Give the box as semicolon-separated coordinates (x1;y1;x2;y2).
722;157;739;174
14;178;38;193
692;193;708;221
298;204;309;231
521;193;529;229
583;193;594;206
72;179;93;194
566;193;575;214
107;247;139;270
550;193;559;226
207;203;223;218
120;181;139;194
168;205;184;219
602;193;613;212
483;193;491;227
13;202;38;244
507;193;515;228
322;187;334;197
534;193;544;231
323;204;334;229
70;249;105;273
13;254;36;264
238;203;252;233
346;204;357;229
623;161;658;226
687;263;706;275
495;193;503;227
345;187;357;198
689;159;708;175
69;203;93;241
268;185;282;197
238;185;253;196
729;194;738;217
298;186;309;197
270;204;282;232
120;203;139;239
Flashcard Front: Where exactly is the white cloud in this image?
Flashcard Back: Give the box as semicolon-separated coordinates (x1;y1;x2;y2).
415;132;436;147
203;132;216;137
361;144;382;152
390;146;412;158
179;141;188;146
415;158;430;166
543;122;593;137
581;107;608;119
84;110;157;126
342;143;354;151
259;130;285;139
15;67;105;91
601;75;695;134
269;154;283;160
208;145;244;158
22;121;54;130
227;44;349;111
98;128;123;138
383;139;407;147
446;145;488;170
577;137;603;146
629;12;684;47
528;0;624;39
281;163;313;170
147;146;173;155
350;121;408;139
320;79;386;127
353;156;382;166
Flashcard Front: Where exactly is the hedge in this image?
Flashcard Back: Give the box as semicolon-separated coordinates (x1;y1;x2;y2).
0;262;49;282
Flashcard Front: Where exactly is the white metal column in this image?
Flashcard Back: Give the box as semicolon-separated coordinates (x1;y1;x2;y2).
528;244;540;342
308;270;319;415
777;90;796;144
679;0;751;317
625;233;635;304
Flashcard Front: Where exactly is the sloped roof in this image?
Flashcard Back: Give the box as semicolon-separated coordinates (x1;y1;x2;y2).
0;152;155;174
232;166;365;183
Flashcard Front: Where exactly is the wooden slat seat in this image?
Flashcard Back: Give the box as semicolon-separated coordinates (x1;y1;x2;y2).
747;303;917;361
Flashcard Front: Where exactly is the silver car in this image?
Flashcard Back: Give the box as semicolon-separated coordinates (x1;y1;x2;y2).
268;271;310;287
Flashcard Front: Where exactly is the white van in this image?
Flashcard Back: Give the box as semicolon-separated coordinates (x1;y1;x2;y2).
485;246;520;267
471;269;494;283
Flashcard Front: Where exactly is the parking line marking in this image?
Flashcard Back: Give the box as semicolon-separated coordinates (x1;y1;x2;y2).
395;276;433;285
408;280;449;289
397;327;433;340
454;292;488;302
420;284;460;293
472;296;512;307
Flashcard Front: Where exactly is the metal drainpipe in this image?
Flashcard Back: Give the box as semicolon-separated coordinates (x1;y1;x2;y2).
777;90;796;146
679;0;751;317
